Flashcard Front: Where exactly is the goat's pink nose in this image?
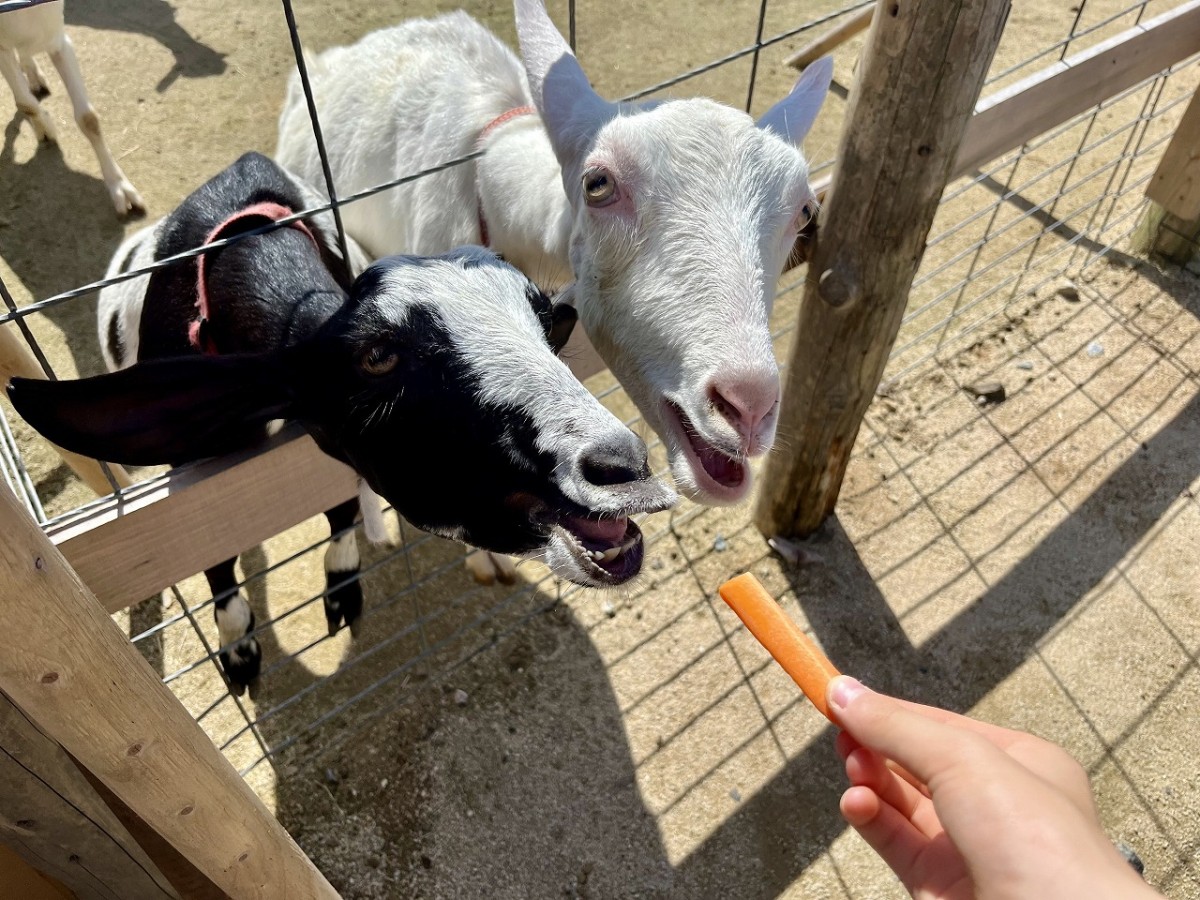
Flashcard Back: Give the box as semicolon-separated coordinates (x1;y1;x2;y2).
707;373;780;445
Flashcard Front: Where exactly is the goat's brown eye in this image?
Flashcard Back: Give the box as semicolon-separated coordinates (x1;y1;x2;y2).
796;202;815;230
582;167;617;206
360;344;400;376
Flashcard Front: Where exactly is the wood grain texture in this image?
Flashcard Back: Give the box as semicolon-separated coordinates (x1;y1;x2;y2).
1147;83;1200;221
48;426;358;613
0;483;340;900
0;844;75;900
757;0;1012;538
0;693;179;900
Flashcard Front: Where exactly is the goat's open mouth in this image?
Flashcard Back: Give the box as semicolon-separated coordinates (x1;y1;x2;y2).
665;400;747;494
553;513;644;584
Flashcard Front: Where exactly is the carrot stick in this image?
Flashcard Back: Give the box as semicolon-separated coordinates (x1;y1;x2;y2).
718;573;841;720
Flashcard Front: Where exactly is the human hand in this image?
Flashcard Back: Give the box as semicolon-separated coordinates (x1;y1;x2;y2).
826;676;1159;900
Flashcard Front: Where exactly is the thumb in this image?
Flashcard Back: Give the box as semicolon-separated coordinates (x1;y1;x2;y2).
827;676;999;787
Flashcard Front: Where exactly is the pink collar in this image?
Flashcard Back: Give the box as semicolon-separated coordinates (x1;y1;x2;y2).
189;202;320;354
476;106;538;247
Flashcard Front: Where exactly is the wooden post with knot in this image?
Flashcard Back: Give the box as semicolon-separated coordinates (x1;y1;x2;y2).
0;482;341;899
755;0;1012;540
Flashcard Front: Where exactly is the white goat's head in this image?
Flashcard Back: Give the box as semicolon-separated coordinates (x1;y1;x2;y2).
516;0;832;505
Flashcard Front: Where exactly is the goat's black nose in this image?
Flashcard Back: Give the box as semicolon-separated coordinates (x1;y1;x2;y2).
579;440;648;487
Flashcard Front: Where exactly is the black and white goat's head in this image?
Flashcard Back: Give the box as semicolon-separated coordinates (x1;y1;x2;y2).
9;249;676;587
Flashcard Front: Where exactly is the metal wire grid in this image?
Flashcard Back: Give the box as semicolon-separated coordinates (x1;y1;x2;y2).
0;0;1194;781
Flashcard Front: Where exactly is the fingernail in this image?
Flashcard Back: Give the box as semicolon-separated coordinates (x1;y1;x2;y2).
828;675;867;712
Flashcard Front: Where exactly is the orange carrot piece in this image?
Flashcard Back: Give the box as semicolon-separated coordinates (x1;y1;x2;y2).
718;573;841;720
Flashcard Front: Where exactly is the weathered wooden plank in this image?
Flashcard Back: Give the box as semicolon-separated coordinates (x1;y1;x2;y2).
48;427;358;614
788;1;1200;269
1146;84;1200;221
0;693;179;900
955;0;1200;176
0;483;341;900
0;844;74;900
1;324;132;499
757;0;1012;537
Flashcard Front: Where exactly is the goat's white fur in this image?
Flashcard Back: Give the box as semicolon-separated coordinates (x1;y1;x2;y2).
324;529;360;575
275;4;832;509
99;223;156;371
215;594;253;648
0;1;143;216
357;480;389;546
370;248;641;519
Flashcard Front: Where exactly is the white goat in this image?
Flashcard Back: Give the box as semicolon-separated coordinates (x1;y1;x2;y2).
277;1;832;516
0;0;142;215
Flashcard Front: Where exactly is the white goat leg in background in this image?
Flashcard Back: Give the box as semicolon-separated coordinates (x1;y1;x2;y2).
47;33;143;216
18;49;49;98
465;549;518;586
0;48;56;140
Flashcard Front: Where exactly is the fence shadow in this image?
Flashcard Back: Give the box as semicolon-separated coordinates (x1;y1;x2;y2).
0;117;126;379
671;387;1200;897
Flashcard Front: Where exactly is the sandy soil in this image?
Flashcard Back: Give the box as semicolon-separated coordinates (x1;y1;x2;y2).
2;1;1199;898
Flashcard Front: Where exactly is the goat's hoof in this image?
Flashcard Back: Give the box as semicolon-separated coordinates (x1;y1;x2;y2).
348;617;363;639
494;553;518;585
228;679;246;698
111;180;146;218
31;84;50;100
246;677;262;701
464;550;518;586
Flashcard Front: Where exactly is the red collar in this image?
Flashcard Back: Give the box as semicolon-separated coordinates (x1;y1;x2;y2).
189;202;320;353
476;106;537;247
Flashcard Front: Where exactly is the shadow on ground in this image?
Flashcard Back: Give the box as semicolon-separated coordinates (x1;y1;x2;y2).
65;0;226;93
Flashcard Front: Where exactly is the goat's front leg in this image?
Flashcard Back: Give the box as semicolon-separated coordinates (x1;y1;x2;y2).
0;48;56;141
324;498;365;637
46;34;144;216
18;51;49;99
464;548;518;586
206;557;262;699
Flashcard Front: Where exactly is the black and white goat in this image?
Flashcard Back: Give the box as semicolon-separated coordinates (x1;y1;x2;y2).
0;0;143;216
9;152;675;696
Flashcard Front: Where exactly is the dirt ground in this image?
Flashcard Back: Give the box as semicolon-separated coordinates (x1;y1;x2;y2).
2;1;1200;898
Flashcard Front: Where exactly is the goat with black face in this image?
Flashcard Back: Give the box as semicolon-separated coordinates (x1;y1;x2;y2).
7;152;674;696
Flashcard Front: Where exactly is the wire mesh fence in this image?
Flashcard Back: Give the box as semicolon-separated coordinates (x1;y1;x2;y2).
0;0;1196;798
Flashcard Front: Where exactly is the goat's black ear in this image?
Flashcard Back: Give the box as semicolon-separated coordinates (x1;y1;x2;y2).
547;302;577;354
6;353;297;467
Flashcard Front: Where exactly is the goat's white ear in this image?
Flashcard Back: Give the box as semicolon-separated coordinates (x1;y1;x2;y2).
757;55;834;146
515;0;614;168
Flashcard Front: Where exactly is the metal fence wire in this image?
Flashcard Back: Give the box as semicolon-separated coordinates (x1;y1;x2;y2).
0;0;1196;789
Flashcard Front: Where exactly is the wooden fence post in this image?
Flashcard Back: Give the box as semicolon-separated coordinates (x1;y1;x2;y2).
756;0;1011;539
0;692;180;899
1135;83;1200;266
0;483;340;900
